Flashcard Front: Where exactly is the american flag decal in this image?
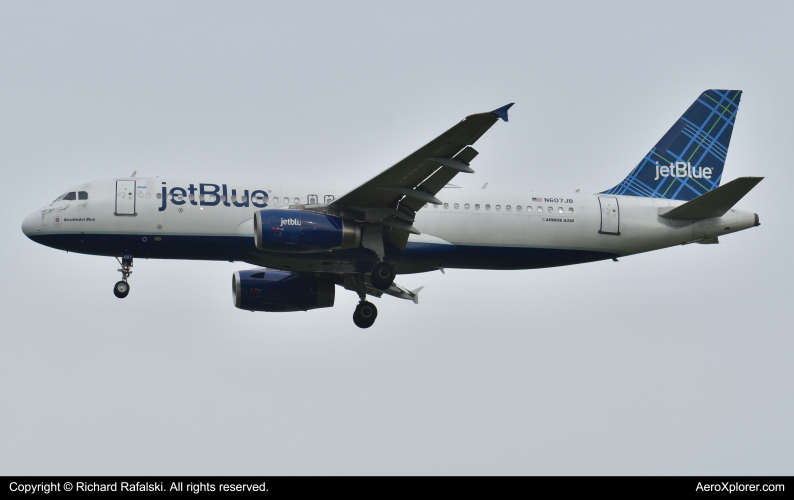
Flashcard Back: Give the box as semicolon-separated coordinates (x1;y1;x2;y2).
532;197;543;202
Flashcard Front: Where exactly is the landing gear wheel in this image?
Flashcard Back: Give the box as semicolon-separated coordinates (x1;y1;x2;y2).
353;301;378;329
370;262;395;290
114;281;130;299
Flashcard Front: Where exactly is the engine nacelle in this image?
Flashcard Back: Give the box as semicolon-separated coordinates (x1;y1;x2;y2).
253;209;360;253
232;269;335;312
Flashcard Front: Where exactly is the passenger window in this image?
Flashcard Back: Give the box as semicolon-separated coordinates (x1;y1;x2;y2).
558;207;563;213
294;198;299;204
569;207;574;213
443;203;449;209
506;205;512;211
454;203;459;209
273;197;278;204
308;194;318;204
324;195;334;203
433;203;439;208
157;193;162;200
516;205;521;212
475;204;480;210
485;204;491;210
464;203;470;210
527;206;532;212
495;205;501;211
537;206;543;212
62;192;77;201
548;206;553;212
78;191;88;200
241;195;248;203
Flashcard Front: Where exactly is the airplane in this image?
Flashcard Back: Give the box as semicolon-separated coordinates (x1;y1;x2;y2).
21;89;762;328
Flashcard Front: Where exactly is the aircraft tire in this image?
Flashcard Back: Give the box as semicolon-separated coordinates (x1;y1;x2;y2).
370;262;395;290
114;281;130;299
353;301;377;328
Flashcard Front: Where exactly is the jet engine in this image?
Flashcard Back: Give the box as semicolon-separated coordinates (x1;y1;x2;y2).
232;269;335;312
254;209;360;253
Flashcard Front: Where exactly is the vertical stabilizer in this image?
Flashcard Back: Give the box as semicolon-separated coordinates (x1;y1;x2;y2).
602;89;742;201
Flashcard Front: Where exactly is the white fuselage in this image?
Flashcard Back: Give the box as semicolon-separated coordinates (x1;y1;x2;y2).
22;177;758;274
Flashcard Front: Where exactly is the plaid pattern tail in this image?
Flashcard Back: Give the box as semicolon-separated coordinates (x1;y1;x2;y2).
602;89;742;201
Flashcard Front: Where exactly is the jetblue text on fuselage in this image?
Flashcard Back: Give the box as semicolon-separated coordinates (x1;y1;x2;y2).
654;162;712;181
158;182;268;211
280;218;300;225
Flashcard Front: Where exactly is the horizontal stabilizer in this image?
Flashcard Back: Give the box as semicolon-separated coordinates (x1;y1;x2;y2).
660;177;763;220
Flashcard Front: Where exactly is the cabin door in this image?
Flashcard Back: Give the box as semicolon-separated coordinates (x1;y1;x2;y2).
115;180;136;215
598;197;620;235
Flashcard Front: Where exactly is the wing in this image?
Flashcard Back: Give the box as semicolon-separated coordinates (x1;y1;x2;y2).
328;103;513;251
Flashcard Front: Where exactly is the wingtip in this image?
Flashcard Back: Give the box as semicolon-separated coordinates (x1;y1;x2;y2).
491;103;514;122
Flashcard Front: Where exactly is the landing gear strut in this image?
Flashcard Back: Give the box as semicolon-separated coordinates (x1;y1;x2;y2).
370;261;395;290
114;253;133;299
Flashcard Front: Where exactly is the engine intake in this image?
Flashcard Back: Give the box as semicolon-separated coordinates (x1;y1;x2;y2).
232;269;335;312
254;209;360;253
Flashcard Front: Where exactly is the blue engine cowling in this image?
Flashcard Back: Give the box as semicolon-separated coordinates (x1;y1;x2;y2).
232;269;335;312
253;209;360;253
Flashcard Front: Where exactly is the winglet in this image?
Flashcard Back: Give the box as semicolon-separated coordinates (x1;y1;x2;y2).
490;103;514;122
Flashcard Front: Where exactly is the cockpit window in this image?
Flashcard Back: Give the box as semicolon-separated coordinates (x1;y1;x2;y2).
52;193;67;203
62;192;77;201
78;191;88;200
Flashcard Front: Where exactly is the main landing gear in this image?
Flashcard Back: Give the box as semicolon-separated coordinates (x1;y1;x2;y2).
114;253;133;299
352;272;378;329
351;262;396;327
353;301;377;329
370;261;395;290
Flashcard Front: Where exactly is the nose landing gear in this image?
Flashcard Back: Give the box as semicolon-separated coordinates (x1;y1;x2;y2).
114;280;130;298
114;253;133;299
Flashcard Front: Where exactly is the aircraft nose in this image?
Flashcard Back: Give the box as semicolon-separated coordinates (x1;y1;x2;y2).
21;210;40;238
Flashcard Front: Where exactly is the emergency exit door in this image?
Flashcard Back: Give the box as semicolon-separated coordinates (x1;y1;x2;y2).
598;197;620;235
115;180;136;216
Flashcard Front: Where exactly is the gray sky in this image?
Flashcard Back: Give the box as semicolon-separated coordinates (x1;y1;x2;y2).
1;0;792;475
